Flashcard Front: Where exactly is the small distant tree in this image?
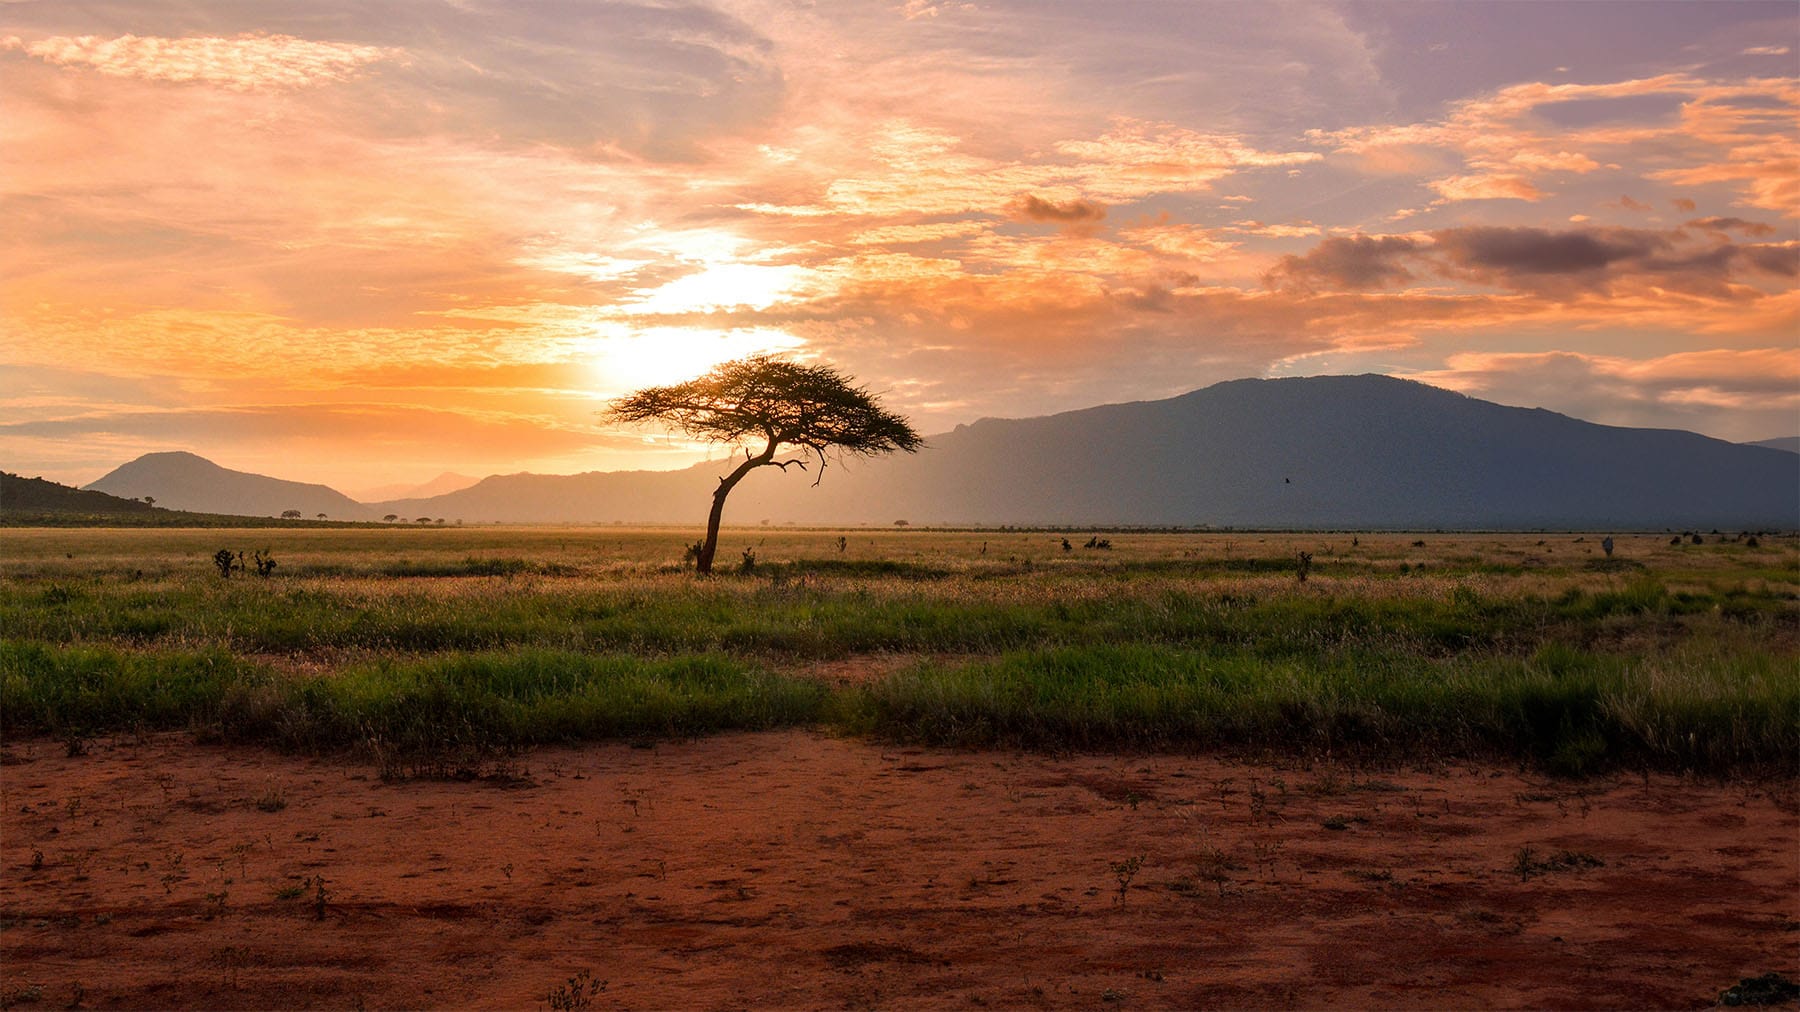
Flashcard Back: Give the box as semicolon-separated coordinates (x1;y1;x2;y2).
142;496;155;508
383;514;399;523
281;509;303;520
316;513;327;520
416;516;432;524
608;357;921;574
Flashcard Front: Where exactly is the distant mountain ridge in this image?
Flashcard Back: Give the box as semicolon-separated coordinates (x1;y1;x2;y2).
86;451;366;519
1746;436;1800;454
351;472;479;503
84;377;1800;528
375;375;1799;529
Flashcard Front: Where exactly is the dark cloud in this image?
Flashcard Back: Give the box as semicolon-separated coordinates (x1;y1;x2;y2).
1613;195;1652;212
1670;197;1698;213
1430;226;1665;276
1686;216;1779;238
1264;234;1420;291
1430;225;1794;296
1007;195;1108;225
1268;225;1794;299
1739;243;1800;278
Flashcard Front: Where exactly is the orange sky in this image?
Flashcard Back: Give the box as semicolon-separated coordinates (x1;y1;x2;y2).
2;1;1795;495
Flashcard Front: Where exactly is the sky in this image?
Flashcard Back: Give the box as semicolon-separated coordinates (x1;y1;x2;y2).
2;0;1795;496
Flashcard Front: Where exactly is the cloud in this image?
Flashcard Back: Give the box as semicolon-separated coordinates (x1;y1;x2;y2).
1054;119;1324;194
1686;216;1779;238
1403;348;1800;442
899;1;975;20
849;221;990;246
6;32;400;90
1317;73;1799;213
1228;220;1321;238
1268;224;1795;299
1427;174;1541;202
1431;226;1662;278
1007;194;1107;225
757;117;1322;221
1265;235;1422;291
1431;226;1797;296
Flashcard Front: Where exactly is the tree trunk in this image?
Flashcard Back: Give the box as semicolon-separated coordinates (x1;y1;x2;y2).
695;443;774;574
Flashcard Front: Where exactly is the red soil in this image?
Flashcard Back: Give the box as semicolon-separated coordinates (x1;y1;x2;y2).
3;731;1794;1010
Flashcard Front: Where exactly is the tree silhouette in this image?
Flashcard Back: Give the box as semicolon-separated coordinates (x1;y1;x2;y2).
383;514;399;523
609;356;921;574
281;509;302;520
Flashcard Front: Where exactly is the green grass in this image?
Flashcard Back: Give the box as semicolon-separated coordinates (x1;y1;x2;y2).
2;641;826;755
3;569;1792;658
0;527;1793;773
5;636;1793;774
837;642;1798;773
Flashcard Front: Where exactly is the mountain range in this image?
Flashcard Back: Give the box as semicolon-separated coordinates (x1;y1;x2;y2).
348;472;480;503
77;375;1799;529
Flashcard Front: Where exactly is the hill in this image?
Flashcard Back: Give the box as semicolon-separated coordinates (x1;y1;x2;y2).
1;472;397;528
2;472;158;517
379;375;1800;529
85;451;370;520
1745;436;1800;454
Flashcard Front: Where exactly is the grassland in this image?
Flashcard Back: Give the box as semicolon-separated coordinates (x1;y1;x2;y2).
2;526;1794;774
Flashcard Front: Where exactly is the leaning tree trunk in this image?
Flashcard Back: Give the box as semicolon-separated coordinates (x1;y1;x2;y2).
696;484;731;575
695;443;774;575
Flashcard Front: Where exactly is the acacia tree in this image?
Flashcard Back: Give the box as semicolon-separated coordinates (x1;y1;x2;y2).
609;356;922;574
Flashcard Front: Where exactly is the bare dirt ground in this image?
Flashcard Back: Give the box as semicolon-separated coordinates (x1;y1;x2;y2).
3;731;1795;1010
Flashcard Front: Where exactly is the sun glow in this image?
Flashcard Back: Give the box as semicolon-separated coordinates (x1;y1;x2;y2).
584;325;806;394
621;263;813;315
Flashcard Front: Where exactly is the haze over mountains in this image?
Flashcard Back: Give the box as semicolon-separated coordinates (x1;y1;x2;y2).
348;472;480;503
81;376;1798;530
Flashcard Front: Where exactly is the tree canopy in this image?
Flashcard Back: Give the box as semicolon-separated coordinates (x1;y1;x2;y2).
610;357;921;474
608;356;922;573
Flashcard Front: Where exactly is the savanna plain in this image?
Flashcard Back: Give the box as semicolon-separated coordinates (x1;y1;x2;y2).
2;526;1796;1009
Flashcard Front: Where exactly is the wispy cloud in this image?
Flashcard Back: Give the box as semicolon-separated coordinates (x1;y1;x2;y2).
1315;74;1800;214
5;32;400;89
